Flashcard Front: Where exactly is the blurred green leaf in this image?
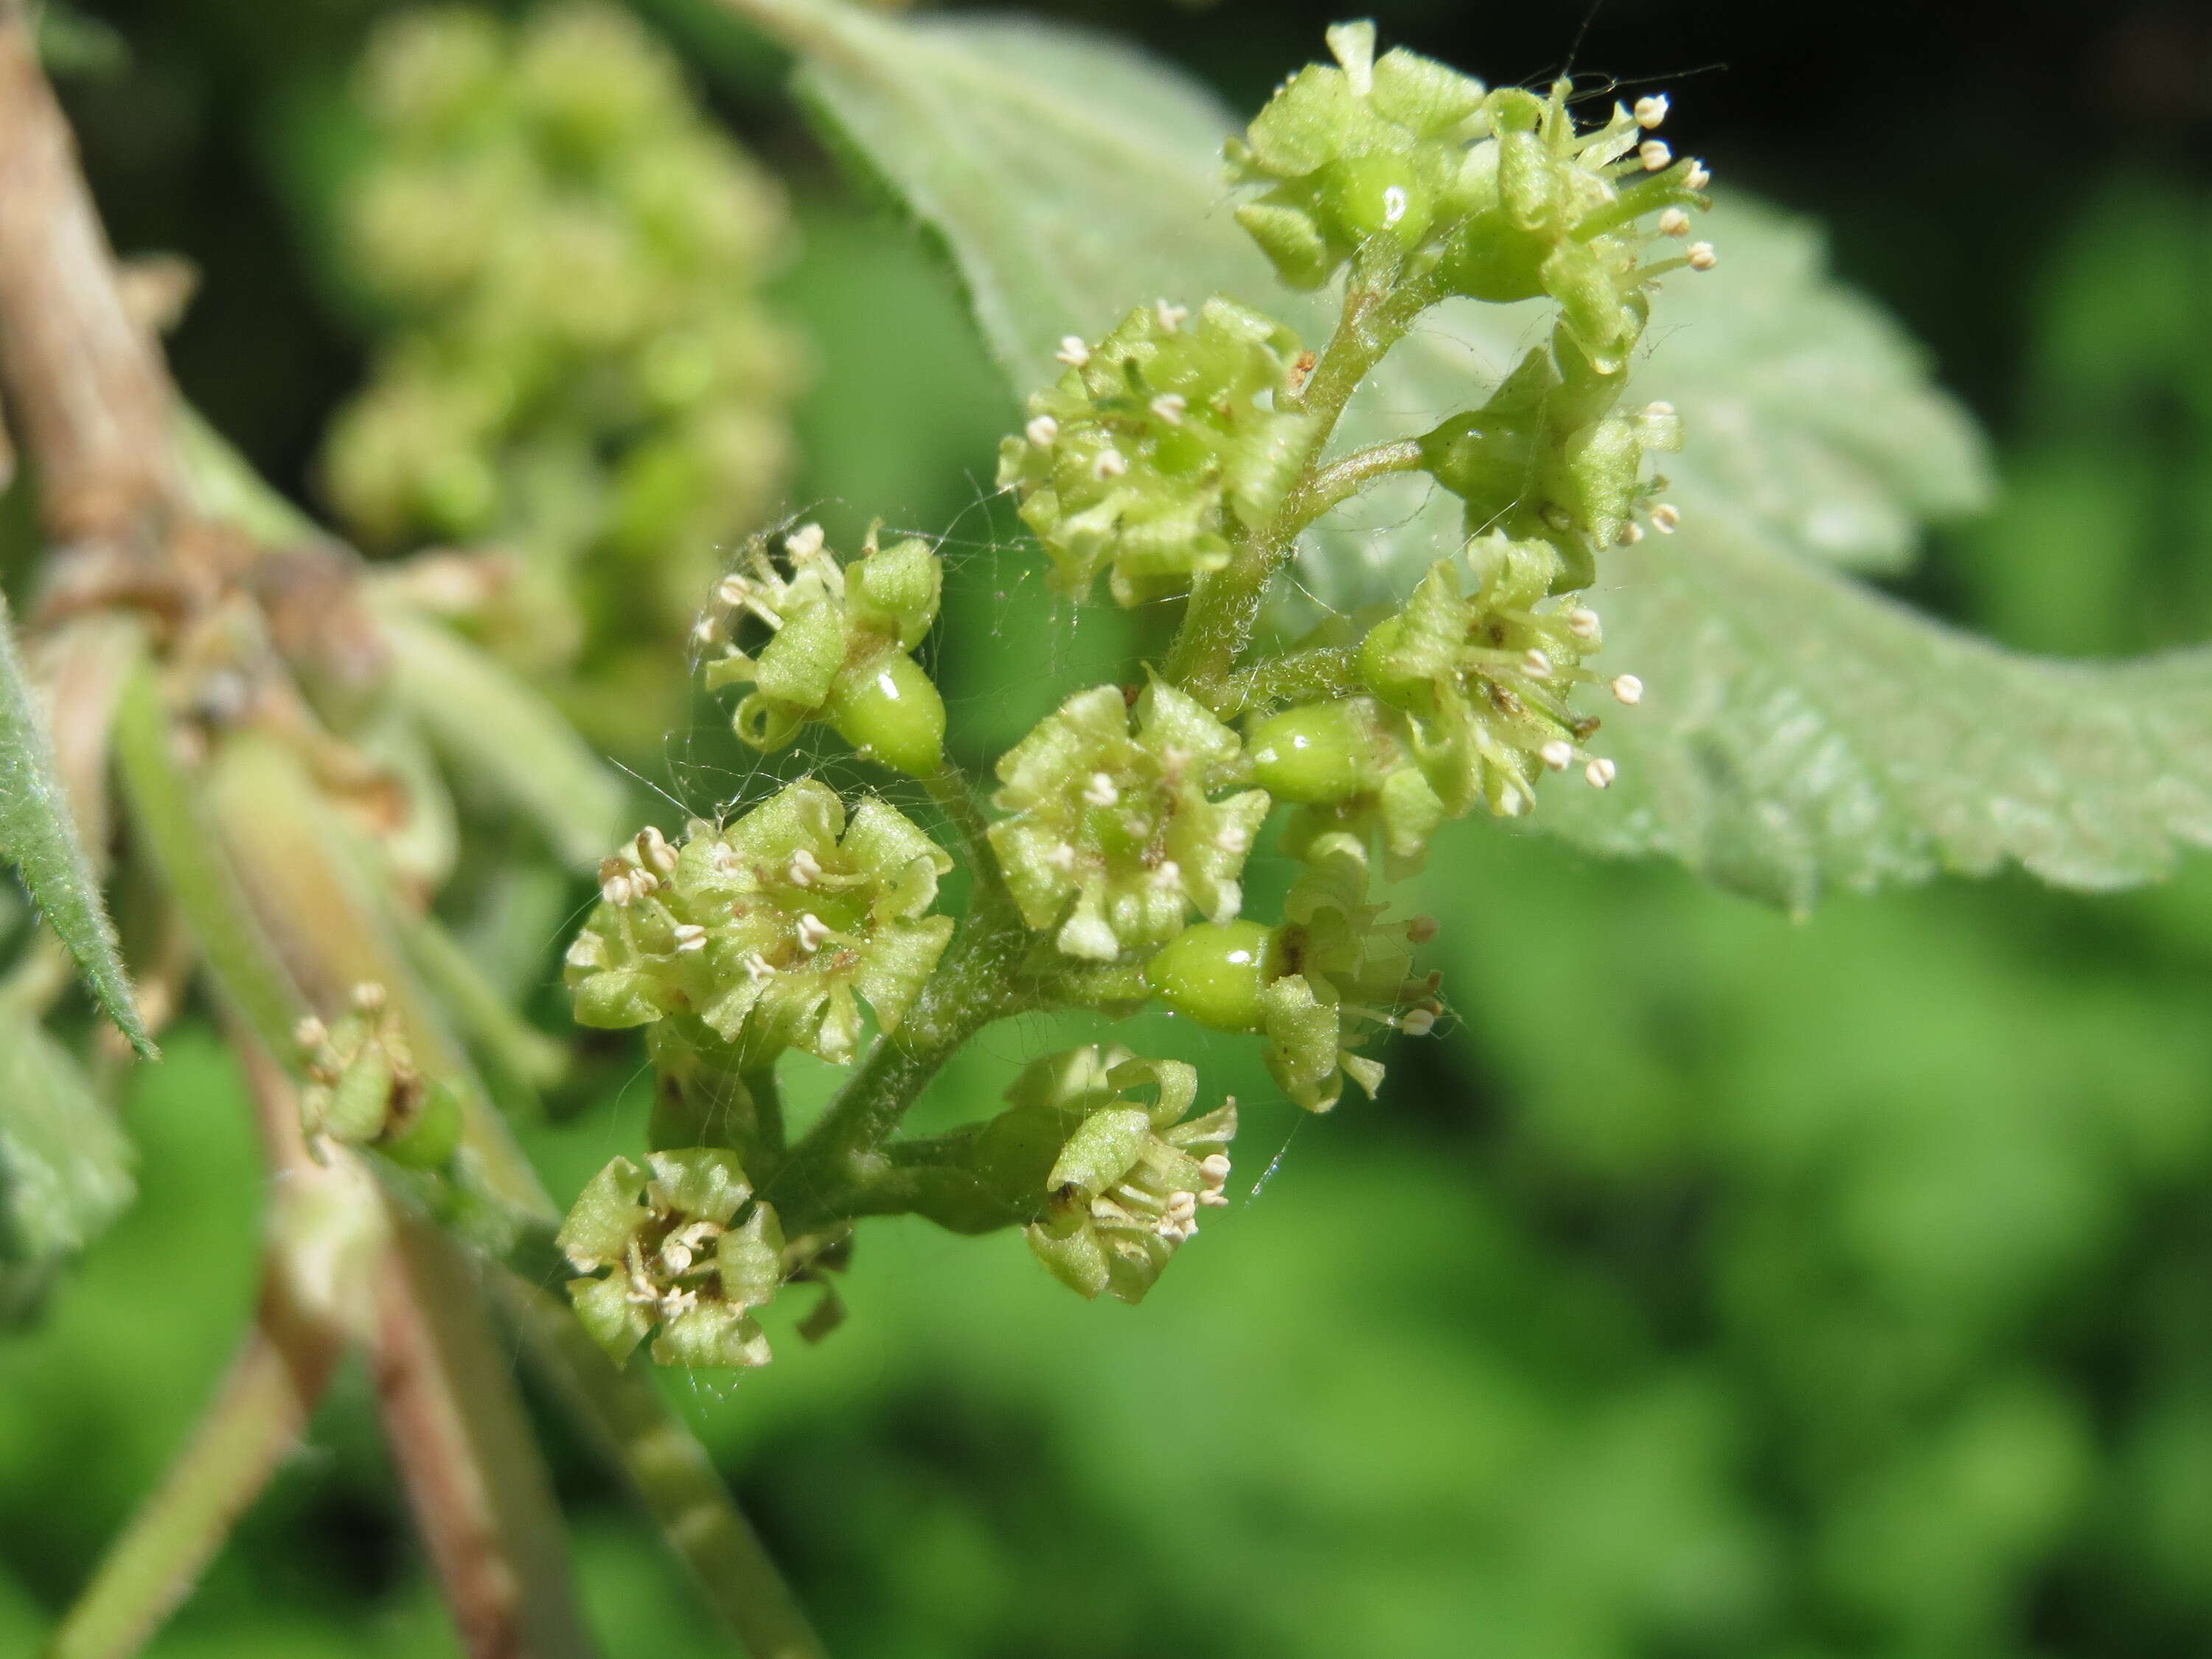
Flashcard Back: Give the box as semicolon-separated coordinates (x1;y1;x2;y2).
0;594;150;1056
734;0;2212;908
0;1009;135;1299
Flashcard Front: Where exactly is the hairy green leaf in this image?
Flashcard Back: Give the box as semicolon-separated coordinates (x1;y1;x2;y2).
0;1009;135;1276
735;0;2212;905
0;595;150;1054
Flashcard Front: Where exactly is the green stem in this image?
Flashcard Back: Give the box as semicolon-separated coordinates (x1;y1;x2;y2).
1163;262;1443;706
1287;439;1426;530
745;1065;787;1156
765;906;1032;1231
111;667;309;1057
1219;644;1365;715
495;1273;832;1659
44;1292;347;1659
921;759;1019;930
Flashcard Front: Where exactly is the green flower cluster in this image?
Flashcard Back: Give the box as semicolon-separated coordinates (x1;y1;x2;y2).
700;523;947;779
558;1147;785;1368
565;783;954;1065
1229;19;1714;357
323;2;800;732
1246;696;1447;877
1227;20;1490;286
988;682;1270;961
554;23;1700;1378
1419;342;1685;591
294;983;462;1167
996;297;1316;605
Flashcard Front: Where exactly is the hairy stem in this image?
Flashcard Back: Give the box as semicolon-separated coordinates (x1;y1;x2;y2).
111;667;310;1057
1164;261;1442;705
921;759;1020;931
495;1273;831;1659
1287;439;1426;530
765;905;1032;1231
1219;643;1365;715
47;1032;372;1659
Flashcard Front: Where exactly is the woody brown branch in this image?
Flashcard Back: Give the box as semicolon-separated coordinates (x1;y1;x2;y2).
0;4;188;565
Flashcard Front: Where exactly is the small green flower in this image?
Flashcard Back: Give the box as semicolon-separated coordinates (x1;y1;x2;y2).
557;1147;785;1369
1257;833;1435;1113
565;782;954;1064
1360;532;1641;818
1418;335;1683;588
995;297;1315;605
1008;1047;1238;1304
1226;21;1489;288
989;682;1270;961
1440;85;1714;373
702;523;947;776
1228;29;1715;356
294;984;462;1169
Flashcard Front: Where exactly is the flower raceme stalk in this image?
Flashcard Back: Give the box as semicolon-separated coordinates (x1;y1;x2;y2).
559;21;1710;1368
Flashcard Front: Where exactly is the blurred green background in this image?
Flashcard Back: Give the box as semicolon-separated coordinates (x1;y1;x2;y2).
7;1;2212;1655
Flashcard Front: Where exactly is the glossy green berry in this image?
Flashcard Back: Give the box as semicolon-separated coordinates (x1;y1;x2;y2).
1148;919;1279;1033
1318;153;1435;248
1417;405;1544;526
1248;700;1379;804
824;652;946;778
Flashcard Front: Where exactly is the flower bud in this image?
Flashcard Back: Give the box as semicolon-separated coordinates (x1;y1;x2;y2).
296;986;464;1168
1225;21;1487;289
703;526;947;776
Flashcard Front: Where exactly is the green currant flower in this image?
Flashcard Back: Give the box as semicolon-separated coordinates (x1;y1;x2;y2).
294;984;462;1169
1256;833;1436;1113
1225;21;1489;288
1360;533;1643;818
564;782;955;1065
1148;838;1436;1113
995;296;1316;605
702;523;947;777
557;1147;785;1369
1246;696;1448;877
1228;29;1716;366
1441;85;1715;373
1004;1046;1238;1304
1419;333;1684;588
989;682;1270;961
